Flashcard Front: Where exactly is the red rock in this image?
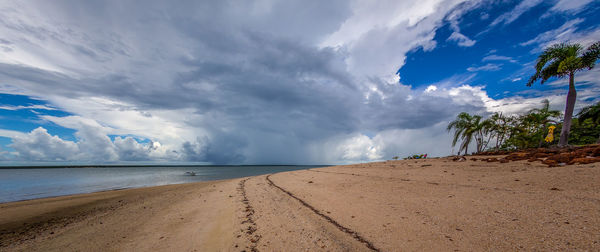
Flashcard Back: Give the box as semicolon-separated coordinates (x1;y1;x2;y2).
568;157;600;165
527;157;538;162
593;147;600;156
506;152;528;161
547;153;571;163
542;159;558;167
559;153;573;163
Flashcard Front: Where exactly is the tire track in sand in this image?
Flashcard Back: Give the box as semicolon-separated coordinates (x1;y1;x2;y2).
265;174;380;252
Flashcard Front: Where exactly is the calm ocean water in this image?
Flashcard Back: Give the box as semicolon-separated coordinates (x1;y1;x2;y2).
0;165;322;203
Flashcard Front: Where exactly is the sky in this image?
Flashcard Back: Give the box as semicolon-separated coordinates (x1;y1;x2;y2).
0;0;599;165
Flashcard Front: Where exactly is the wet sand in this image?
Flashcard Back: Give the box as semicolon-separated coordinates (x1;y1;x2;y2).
2;156;599;251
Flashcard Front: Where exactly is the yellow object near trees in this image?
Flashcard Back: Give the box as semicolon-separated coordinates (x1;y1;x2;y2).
545;125;556;143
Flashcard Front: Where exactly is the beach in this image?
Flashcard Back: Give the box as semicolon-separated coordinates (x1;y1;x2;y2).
1;156;599;251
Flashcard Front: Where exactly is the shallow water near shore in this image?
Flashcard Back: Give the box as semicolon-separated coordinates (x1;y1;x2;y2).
0;165;322;203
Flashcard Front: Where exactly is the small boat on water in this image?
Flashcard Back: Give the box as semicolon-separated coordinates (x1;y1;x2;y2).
185;171;196;176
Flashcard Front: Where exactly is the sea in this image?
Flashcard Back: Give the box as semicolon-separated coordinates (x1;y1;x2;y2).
0;165;323;203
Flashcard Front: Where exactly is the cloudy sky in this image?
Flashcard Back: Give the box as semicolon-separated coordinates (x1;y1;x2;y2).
0;0;599;165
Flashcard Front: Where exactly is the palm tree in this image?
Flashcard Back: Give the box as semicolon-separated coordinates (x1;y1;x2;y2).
503;115;521;149
525;99;561;147
477;117;493;152
447;112;483;155
485;112;512;150
527;41;600;146
577;101;600;143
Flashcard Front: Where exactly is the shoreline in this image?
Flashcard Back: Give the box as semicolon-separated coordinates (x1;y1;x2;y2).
0;186;135;205
0;178;240;251
0;164;331;169
0;165;322;204
2;156;599;251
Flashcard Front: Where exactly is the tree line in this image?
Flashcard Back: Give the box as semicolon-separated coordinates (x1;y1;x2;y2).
448;41;600;155
447;100;600;155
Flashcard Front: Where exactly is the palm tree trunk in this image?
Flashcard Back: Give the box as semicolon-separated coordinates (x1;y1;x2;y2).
495;133;500;150
559;73;577;147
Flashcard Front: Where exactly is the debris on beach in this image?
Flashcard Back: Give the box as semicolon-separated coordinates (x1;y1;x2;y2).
476;144;600;167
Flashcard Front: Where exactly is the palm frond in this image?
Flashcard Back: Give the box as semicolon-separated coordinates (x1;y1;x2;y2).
582;41;600;69
528;42;589;86
539;61;561;84
578;101;600;123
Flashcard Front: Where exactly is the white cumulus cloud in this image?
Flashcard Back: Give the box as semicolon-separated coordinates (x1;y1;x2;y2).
447;31;476;47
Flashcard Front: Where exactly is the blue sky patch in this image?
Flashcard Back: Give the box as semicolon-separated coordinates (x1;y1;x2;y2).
399;0;600;99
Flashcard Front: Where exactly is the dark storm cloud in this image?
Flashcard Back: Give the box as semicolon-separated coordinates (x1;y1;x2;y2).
181;135;246;164
0;0;481;163
0;1;365;164
4;0;591;163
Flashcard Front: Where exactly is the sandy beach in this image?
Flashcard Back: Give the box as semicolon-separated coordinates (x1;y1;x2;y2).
1;156;599;251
